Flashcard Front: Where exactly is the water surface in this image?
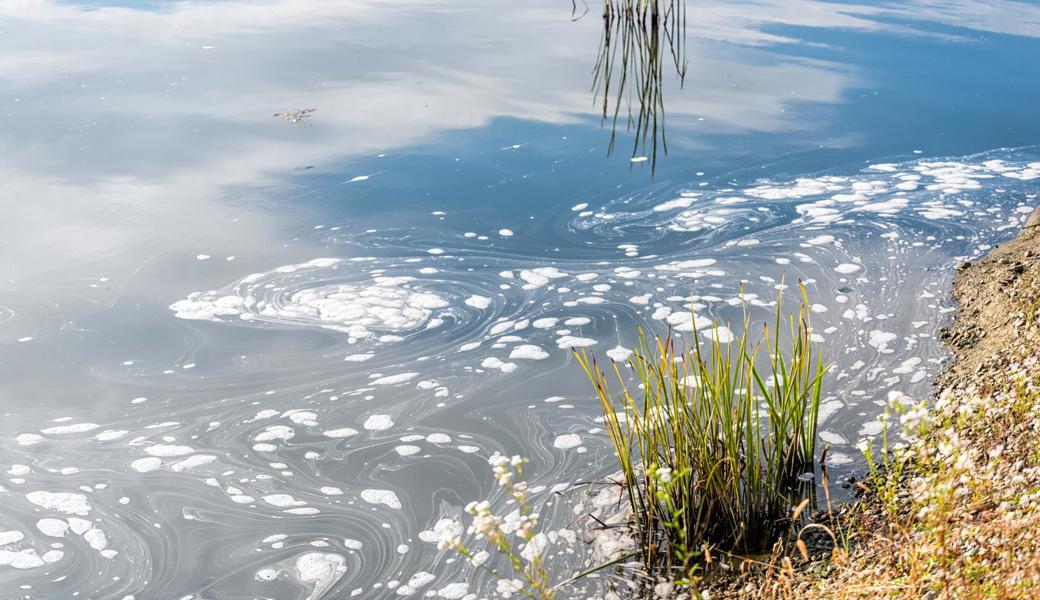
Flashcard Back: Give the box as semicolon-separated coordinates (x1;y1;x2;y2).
1;0;1039;597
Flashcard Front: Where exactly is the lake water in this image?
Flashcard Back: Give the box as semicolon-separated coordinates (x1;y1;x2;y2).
1;0;1039;597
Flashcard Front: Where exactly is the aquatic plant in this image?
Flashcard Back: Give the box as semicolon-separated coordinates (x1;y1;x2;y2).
575;284;827;581
437;454;556;599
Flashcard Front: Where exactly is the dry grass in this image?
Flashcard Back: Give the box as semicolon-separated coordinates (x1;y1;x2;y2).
781;355;1040;600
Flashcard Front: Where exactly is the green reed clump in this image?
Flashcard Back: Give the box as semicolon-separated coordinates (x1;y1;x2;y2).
575;284;827;580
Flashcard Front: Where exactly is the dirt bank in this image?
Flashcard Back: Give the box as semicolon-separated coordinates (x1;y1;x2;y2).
940;209;1040;388
776;208;1040;599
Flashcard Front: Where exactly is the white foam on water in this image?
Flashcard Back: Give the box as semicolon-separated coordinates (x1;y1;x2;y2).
806;235;835;245
464;295;492;310
41;423;99;435
0;531;25;546
94;430;129;441
129;457;162;473
295;552;347;591
363;415;394;431
25;491;91;515
818;400;843;424
480;357;517;373
860;421;884;437
665;312;715;332
605;345;633;362
553;434;582;449
360;489;402;509
172;263;449;342
701;326;735;344
418;519;461;545
83;527;107;551
371;372;419;385
868;330;898;353
41;550;63;564
0;549;45;570
517;267;568;289
285;507;320;515
36;518;68;538
144;444;194;457
893;357;922;373
508;345;549;360
68;518;92;535
287;411;318;426
653;197;697;212
395;445;421;457
254;425;294;442
436;583;470;599
819;431;848;445
15;433;42;446
262;494;306;508
322;427;359;439
670;206;748;232
556;336;596;349
169;455;216;472
256;568;278;582
405;571;436;592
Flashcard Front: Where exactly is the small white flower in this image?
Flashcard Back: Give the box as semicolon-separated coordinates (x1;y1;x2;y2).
515;513;539;539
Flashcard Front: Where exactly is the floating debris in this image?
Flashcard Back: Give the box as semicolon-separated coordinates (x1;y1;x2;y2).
273;108;316;125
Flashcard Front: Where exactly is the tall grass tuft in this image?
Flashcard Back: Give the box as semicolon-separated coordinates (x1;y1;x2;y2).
575;283;827;579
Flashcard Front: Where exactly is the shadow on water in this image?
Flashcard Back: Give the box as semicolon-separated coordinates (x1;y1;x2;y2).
579;0;688;174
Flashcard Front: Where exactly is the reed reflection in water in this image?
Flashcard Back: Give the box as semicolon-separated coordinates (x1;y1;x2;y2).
588;0;687;173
